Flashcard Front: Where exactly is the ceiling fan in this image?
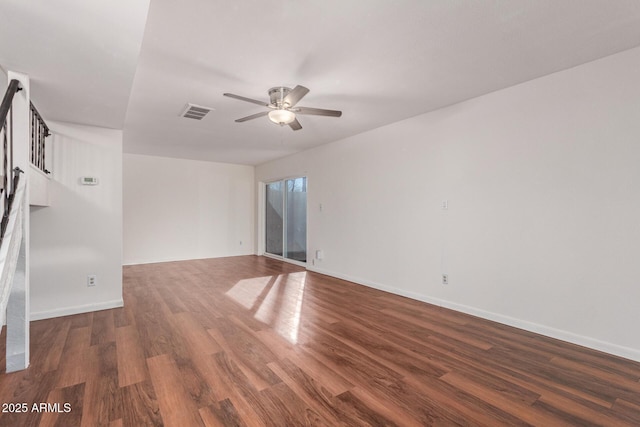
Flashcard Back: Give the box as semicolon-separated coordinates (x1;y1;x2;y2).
223;85;342;131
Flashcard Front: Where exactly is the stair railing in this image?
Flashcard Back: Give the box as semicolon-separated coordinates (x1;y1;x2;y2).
0;74;30;373
0;79;23;247
30;102;49;175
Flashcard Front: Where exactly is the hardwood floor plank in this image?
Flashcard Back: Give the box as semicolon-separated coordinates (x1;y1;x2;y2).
175;343;262;427
550;356;640;401
131;289;191;360
271;380;347;426
56;326;91;388
440;371;573;426
113;306;133;329
174;291;223;330
198;399;247;427
147;353;204;427
39;383;84;427
119;380;163;426
172;353;217;409
81;343;122;427
210;351;281;426
173;312;221;356
198;406;227;427
295;320;405;390
30;318;71;373
325;318;450;379
266;331;355;396
90;310;116;346
382;307;494;351
613;399;640;424
2;256;639;425
374;294;469;326
155;285;189;314
207;320;281;392
537;391;639;426
0;370;58;426
42;321;72;373
59;382;86;427
332;390;401;427
67;312;94;329
423;333;617;409
266;360;347;426
529;399;602;427
485;345;636;406
115;325;148;387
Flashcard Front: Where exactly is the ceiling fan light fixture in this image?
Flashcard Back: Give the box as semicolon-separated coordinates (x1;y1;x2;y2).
268;109;296;125
224;85;342;131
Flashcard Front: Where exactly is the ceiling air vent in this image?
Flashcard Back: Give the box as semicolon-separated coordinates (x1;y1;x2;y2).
180;103;213;120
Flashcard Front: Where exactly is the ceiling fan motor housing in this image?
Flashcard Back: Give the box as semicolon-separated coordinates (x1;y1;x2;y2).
268;87;292;107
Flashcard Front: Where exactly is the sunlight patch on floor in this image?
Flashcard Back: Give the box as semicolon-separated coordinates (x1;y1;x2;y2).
225;272;307;344
224;275;273;309
255;273;306;344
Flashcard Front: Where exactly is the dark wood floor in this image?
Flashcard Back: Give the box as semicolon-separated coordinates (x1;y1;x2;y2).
1;256;640;426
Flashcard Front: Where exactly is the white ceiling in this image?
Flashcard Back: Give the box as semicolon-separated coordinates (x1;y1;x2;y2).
3;1;640;166
0;0;149;129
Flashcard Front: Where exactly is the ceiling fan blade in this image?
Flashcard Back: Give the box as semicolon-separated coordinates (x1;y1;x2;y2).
289;118;302;131
283;85;309;107
224;93;270;107
295;106;342;117
235;111;269;122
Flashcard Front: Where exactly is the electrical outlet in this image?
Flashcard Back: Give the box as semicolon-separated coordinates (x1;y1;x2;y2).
442;274;448;285
87;275;97;287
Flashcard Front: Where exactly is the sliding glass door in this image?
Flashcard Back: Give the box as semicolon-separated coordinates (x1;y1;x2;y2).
265;177;307;263
265;181;284;256
285;177;307;262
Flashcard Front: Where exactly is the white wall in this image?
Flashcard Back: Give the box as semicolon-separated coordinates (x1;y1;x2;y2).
256;47;640;361
123;154;254;265
0;67;7;94
30;121;123;319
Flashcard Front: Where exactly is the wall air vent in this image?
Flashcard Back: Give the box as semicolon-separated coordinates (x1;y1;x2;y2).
180;103;214;120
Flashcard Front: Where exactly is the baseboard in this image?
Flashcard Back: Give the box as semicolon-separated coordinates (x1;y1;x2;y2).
122;252;257;266
306;265;640;363
30;299;124;321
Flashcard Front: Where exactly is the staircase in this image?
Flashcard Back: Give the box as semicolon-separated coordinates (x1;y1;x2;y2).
0;71;48;372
